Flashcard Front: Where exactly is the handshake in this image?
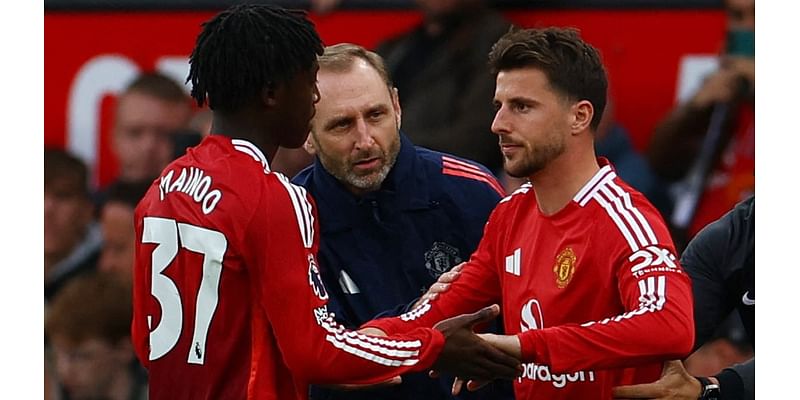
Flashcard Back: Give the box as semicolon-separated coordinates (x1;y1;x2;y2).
432;303;523;394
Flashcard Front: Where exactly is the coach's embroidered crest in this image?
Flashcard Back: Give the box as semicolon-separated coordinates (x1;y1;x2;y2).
307;254;328;300
553;247;577;289
424;242;462;278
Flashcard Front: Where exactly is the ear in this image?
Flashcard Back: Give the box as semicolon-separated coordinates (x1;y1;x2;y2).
391;87;402;129
262;84;278;108
570;100;594;135
303;134;317;155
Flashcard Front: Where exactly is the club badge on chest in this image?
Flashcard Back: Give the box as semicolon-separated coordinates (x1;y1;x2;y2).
554;247;577;289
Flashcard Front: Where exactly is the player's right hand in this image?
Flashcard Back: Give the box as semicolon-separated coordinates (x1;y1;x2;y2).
432;304;523;382
611;360;702;399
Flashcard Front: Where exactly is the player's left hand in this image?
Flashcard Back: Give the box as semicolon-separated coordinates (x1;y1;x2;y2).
612;360;702;399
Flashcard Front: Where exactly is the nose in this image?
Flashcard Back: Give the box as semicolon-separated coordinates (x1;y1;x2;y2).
353;118;374;150
491;105;510;136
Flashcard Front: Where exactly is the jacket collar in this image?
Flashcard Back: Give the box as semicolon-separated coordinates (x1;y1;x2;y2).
310;132;432;232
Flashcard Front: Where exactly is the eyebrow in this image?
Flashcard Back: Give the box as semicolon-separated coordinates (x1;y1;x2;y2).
495;96;539;106
323;115;353;131
366;104;390;115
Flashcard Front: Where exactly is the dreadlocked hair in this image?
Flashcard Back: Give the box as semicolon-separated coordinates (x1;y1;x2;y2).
187;4;324;112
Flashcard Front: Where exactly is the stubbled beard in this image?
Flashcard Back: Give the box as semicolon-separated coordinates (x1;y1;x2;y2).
318;135;401;192
504;136;565;178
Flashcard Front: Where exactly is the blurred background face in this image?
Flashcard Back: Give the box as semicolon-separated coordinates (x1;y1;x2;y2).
44;176;92;264
726;0;755;31
98;202;135;284
51;337;127;400
491;68;571;178
113;90;191;181
309;59;401;194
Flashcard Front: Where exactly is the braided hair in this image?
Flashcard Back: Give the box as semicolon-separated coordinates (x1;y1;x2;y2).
188;4;324;113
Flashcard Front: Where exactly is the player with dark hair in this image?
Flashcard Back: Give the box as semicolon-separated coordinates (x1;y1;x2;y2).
132;5;520;400
365;27;695;399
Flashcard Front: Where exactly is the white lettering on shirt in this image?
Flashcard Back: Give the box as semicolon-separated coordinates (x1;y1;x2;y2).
518;362;595;388
159;167;222;215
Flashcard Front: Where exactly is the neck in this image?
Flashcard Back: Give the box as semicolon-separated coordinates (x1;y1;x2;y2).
211;113;278;162
530;142;599;216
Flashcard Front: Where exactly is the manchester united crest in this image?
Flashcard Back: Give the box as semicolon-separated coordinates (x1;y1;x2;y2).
553;247;577;289
424;242;462;278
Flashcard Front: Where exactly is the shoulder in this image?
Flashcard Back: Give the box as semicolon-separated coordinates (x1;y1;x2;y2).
682;196;754;273
579;170;673;251
418;148;505;198
291;164;314;187
251;171;316;249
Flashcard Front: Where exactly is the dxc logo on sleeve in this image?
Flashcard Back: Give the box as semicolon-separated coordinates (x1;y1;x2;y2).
629;245;681;278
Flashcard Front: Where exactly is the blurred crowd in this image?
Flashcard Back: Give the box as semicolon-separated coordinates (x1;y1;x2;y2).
44;0;754;398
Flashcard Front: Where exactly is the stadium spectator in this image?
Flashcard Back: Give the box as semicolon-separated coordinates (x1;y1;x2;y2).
375;0;512;173
364;27;695;399
294;43;512;400
131;5;521;400
44;148;101;303
646;0;755;248
45;271;147;400
112;71;192;184
613;196;754;400
98;180;151;285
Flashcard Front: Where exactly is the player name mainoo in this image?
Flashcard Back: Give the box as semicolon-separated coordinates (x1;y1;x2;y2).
159;166;223;215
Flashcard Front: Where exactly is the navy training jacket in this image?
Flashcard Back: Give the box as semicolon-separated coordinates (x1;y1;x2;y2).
293;133;513;400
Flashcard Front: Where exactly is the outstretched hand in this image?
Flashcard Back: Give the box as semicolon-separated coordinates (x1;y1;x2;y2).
432;304;522;383
412;263;464;309
612;360;702;399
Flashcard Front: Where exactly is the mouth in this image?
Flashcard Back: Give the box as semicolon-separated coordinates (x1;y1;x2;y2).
352;157;381;172
500;142;523;156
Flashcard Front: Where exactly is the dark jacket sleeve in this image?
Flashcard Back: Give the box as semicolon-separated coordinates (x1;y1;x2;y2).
680;215;732;349
681;196;754;349
715;357;754;400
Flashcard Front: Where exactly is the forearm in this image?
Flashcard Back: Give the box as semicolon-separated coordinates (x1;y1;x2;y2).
518;277;695;372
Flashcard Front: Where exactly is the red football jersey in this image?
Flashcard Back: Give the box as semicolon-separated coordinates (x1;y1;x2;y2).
132;136;445;400
367;159;694;399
